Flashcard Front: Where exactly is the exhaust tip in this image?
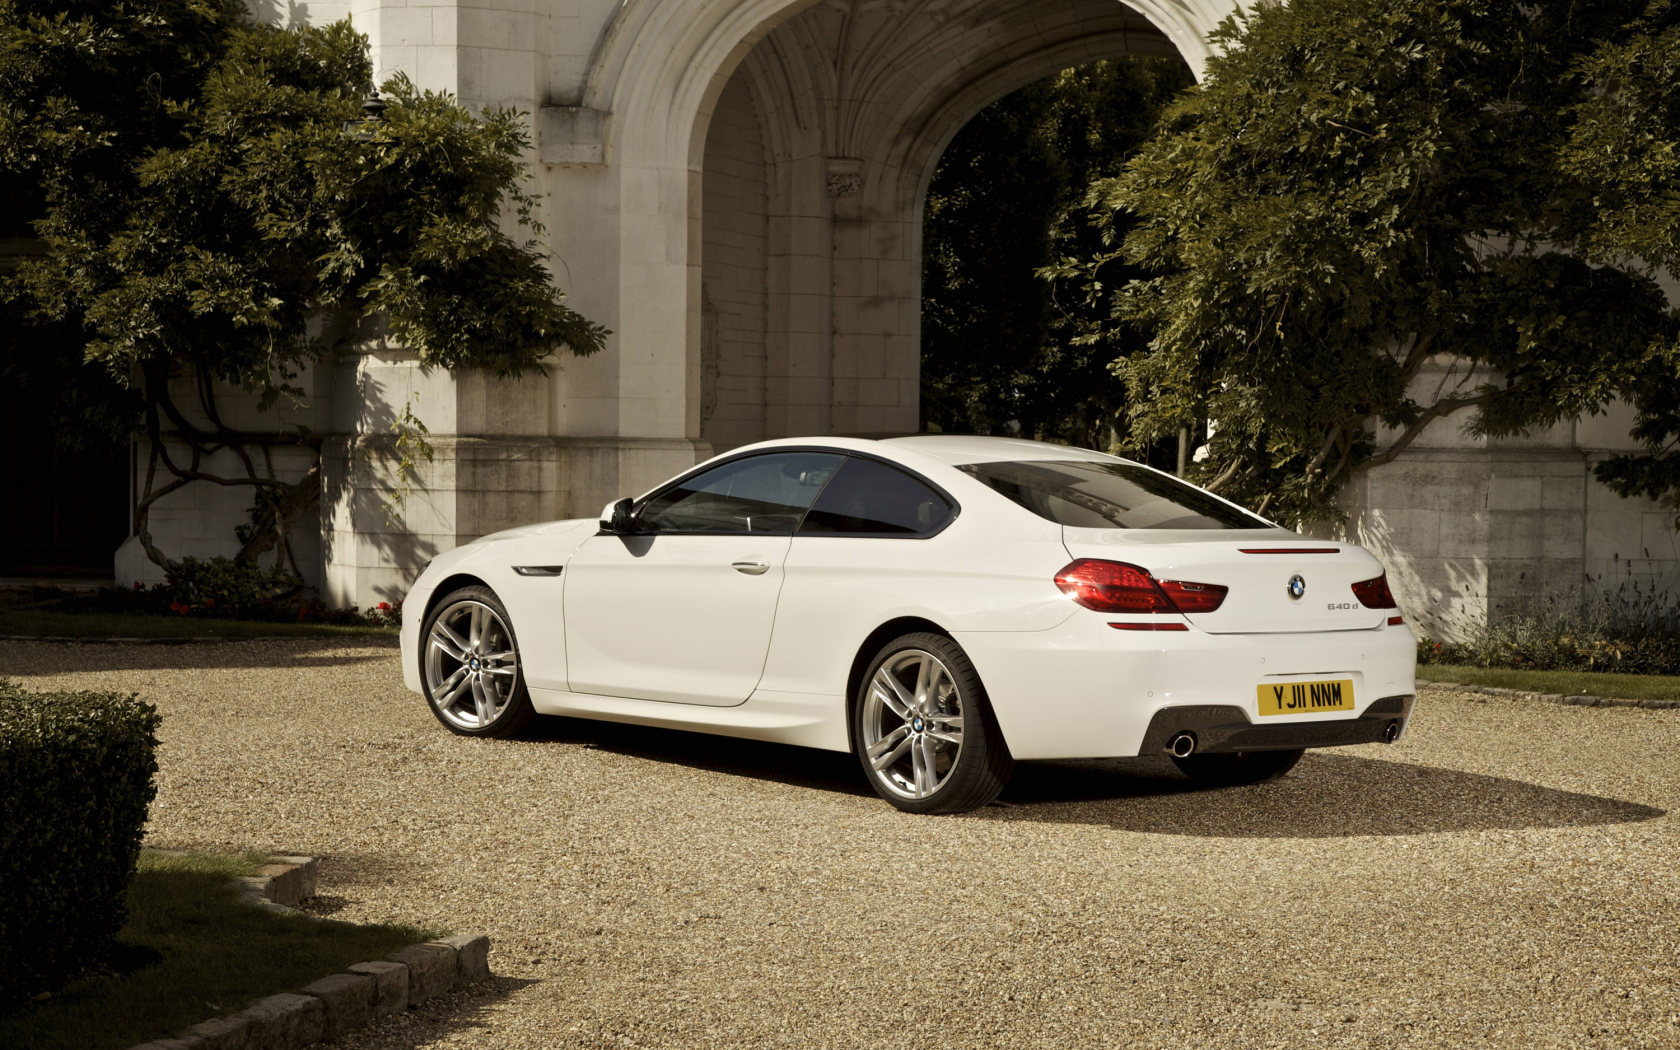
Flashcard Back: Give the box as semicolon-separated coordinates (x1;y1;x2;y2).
1168;731;1197;758
1382;720;1401;744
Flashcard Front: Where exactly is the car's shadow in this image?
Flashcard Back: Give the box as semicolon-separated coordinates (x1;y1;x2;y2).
982;752;1666;836
521;716;876;798
522;717;1665;837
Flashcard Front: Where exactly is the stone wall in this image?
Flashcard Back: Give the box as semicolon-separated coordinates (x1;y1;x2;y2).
700;75;771;453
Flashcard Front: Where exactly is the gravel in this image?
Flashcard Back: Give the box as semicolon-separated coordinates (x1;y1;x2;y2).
4;638;1678;1049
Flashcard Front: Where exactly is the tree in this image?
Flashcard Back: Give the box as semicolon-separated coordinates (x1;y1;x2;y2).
1059;0;1678;525
920;57;1192;450
1560;1;1680;525
0;0;606;573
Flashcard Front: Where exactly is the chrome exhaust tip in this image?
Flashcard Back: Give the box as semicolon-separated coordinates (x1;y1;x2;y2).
1168;731;1197;758
1382;720;1401;744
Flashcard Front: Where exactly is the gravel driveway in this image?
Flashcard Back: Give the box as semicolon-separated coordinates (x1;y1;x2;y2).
4;639;1678;1049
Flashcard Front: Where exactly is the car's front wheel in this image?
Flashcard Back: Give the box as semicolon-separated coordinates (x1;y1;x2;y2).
421;585;537;738
853;632;1014;814
1172;748;1304;787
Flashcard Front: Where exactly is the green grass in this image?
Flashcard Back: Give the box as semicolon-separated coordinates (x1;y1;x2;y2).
0;609;396;640
1417;663;1680;701
0;851;436;1050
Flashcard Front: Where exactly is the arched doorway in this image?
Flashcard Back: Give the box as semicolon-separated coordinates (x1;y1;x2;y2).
690;0;1189;452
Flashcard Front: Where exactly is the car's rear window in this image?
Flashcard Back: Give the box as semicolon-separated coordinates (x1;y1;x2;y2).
955;460;1267;530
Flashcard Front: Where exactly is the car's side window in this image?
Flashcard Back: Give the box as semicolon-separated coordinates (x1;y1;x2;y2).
638;452;844;534
798;456;954;536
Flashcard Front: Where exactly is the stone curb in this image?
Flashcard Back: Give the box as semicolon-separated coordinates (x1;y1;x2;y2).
124;854;491;1050
1422;680;1680;710
0;634;397;645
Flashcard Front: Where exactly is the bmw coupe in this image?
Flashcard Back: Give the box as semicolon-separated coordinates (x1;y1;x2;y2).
400;436;1417;814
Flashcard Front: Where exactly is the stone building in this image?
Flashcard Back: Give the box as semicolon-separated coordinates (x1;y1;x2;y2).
87;0;1675;629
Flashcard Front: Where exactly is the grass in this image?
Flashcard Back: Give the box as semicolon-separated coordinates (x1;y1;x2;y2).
0;851;436;1050
0;608;396;640
1417;663;1680;701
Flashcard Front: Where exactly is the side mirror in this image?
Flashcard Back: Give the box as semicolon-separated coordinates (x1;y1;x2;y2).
599;497;636;534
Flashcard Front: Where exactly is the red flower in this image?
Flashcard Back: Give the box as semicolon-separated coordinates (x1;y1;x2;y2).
377;602;391;611
205;598;216;607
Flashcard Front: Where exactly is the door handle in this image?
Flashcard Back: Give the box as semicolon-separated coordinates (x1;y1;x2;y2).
732;560;770;575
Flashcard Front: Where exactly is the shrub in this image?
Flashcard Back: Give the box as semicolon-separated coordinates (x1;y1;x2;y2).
164;557;304;616
1416;587;1680;676
0;683;161;998
25;573;404;629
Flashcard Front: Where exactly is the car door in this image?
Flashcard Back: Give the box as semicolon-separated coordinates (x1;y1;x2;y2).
758;455;966;698
563;451;845;706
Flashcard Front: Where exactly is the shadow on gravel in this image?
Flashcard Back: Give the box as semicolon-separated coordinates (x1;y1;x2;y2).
0;638;396;675
519;716;875;798
337;975;538;1050
984;752;1666;837
502;718;1664;836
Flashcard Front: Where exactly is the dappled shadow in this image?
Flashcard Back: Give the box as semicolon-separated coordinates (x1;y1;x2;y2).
519;716;875;799
336;976;540;1050
979;752;1666;837
0;637;397;676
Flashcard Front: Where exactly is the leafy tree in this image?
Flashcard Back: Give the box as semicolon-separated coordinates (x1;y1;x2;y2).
921;57;1192;450
0;0;606;572
1560;1;1680;525
1059;0;1678;525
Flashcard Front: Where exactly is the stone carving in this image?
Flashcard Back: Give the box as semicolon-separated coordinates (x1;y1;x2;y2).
826;157;864;198
826;172;862;198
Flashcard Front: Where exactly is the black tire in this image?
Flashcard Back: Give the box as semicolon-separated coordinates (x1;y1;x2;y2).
852;631;1014;814
1172;748;1304;787
419;585;538;738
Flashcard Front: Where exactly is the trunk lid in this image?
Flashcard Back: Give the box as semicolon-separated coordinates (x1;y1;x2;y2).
1061;528;1390;634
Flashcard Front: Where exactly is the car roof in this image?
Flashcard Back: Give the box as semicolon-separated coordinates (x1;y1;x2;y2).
882;434;1124;466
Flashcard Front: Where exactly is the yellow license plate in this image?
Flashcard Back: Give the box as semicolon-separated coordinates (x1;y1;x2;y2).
1257;679;1355;716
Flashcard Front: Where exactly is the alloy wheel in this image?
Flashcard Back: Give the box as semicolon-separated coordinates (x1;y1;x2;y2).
861;648;965;800
425;600;520;731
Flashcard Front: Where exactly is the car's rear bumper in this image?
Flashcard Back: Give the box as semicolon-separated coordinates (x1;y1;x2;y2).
1137;694;1414;755
954;611;1417;760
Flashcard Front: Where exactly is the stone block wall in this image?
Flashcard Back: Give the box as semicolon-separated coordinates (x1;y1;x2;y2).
700;75;771;453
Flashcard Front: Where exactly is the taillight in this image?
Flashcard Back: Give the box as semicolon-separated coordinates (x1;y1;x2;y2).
1056;559;1174;613
1351;573;1398;609
1055;559;1227;615
1158;579;1229;613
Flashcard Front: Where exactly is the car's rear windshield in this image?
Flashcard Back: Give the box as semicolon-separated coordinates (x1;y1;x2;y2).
955;459;1268;530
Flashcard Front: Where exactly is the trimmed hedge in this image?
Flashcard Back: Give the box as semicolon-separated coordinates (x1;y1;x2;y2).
0;681;160;998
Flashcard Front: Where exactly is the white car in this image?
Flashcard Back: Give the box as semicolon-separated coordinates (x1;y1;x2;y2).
400;435;1416;814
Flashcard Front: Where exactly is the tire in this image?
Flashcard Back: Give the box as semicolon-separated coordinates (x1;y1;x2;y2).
853;632;1014;814
1172;748;1304;787
420;585;537;738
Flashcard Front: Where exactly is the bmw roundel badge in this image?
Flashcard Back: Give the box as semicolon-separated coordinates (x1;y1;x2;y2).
1287;574;1306;601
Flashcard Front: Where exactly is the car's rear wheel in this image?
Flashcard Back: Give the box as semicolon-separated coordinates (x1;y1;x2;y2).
853;632;1013;814
1172;748;1304;786
421;586;536;738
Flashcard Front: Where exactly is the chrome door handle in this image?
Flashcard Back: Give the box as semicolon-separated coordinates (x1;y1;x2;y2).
732;560;770;575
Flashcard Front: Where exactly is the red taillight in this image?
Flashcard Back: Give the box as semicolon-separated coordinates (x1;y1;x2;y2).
1351;573;1398;609
1388;615;1404;626
1158;579;1229;613
1056;559;1174;613
1109;622;1189;631
1055;559;1227;615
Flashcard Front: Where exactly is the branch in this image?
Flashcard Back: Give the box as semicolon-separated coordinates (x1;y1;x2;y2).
1204;455;1248;493
1364;392;1496;469
1302;423;1346;478
1396;329;1438;384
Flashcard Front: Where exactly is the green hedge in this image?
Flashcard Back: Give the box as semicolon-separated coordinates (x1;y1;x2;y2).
0;682;161;998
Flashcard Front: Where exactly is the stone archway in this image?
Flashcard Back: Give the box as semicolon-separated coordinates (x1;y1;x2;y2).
680;0;1190;453
550;0;1229;467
